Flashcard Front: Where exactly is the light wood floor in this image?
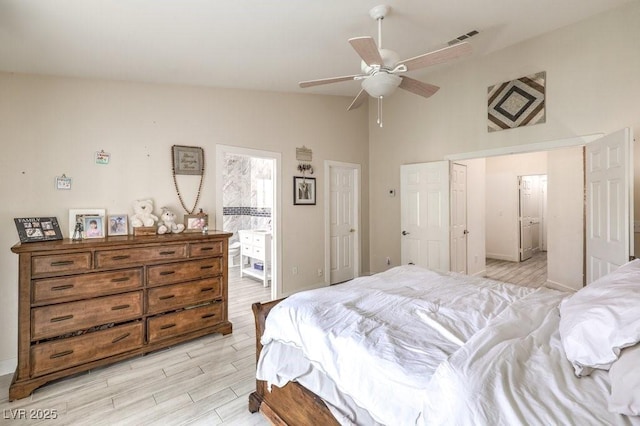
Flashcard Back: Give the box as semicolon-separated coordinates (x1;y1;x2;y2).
484;251;548;288
0;267;271;426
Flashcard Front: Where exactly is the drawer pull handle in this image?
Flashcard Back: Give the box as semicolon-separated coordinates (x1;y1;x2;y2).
111;304;130;311
112;255;130;261
201;313;216;319
51;260;74;267
111;277;130;283
200;265;213;270
200;247;214;251
51;314;73;322
159;295;175;300
50;350;74;359
160;323;176;330
111;333;131;344
160;251;176;255
200;287;213;292
159;271;175;276
52;284;74;291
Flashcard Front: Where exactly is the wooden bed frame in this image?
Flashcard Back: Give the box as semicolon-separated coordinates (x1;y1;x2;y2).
248;299;340;426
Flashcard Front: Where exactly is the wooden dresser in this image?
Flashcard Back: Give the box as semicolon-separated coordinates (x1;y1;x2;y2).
9;231;232;400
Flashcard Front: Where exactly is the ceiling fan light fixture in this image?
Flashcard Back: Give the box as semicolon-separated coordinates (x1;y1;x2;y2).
361;72;401;98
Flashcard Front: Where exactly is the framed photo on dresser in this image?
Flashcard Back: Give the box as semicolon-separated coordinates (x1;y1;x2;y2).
14;217;63;243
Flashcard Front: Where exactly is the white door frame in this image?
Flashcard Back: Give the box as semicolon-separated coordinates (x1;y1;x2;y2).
445;134;604;161
215;144;282;300
324;160;361;285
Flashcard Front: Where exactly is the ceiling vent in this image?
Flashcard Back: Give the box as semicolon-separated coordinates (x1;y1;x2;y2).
448;30;479;46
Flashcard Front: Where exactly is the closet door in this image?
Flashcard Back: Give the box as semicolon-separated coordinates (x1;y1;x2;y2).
400;161;450;271
586;128;633;283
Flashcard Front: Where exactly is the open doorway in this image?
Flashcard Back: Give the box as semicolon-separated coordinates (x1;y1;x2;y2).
479;148;581;290
518;174;547;262
447;130;633;291
215;145;281;301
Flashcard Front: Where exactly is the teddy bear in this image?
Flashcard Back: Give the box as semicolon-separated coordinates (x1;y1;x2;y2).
157;207;185;234
130;199;158;227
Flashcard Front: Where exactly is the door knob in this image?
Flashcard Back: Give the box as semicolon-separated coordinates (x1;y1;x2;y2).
463;229;469;235
402;230;410;236
350;228;356;233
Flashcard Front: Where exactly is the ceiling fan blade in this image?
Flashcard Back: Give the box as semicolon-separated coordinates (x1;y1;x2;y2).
398;41;472;72
349;36;383;66
299;75;361;88
399;76;440;98
347;89;368;111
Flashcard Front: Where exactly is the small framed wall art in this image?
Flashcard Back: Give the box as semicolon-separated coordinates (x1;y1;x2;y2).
172;145;204;175
14;217;63;243
293;176;316;205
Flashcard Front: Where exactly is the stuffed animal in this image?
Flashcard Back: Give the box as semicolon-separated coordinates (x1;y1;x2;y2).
157;207;185;234
130;199;158;227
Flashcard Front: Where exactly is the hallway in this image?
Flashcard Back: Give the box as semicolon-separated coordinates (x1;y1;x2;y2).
485;251;548;288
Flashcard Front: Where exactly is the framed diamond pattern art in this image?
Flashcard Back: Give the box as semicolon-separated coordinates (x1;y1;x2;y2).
488;72;546;132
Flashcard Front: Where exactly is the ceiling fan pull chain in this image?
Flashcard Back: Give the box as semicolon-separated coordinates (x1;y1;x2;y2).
377;96;384;128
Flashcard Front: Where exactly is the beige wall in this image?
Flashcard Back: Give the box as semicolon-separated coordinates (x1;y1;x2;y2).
547;147;584;290
369;2;640;273
0;73;369;370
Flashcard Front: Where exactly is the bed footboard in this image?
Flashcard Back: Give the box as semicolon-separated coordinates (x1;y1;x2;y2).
249;299;339;426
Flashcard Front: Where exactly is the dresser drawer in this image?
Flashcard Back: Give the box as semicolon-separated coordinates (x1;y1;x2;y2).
33;269;143;304
189;241;224;257
32;292;143;340
147;278;222;314
31;322;143;376
95;244;186;268
32;253;92;276
147;258;222;287
147;302;223;343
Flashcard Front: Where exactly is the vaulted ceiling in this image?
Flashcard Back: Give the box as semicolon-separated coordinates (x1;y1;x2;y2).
0;0;632;96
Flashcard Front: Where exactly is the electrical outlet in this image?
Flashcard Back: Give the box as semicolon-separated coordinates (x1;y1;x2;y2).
386;257;391;265
317;268;323;277
292;266;298;275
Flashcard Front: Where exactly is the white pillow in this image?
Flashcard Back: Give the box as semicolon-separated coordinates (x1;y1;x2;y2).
559;259;640;376
609;344;640;416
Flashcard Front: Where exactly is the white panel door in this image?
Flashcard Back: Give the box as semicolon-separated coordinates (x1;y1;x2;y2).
450;163;467;274
519;176;534;261
586;128;633;283
329;166;356;284
401;161;450;271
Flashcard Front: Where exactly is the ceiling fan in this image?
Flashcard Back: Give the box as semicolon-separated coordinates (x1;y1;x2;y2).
298;5;473;127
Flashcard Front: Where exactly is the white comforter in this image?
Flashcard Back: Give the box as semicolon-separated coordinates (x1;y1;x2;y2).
257;266;540;425
424;289;640;426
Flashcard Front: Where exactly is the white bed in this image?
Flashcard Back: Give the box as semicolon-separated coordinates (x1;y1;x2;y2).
255;264;640;425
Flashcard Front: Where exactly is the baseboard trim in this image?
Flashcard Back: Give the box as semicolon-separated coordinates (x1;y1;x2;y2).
486;253;518;262
471;269;487;278
544;279;578;292
0;357;16;376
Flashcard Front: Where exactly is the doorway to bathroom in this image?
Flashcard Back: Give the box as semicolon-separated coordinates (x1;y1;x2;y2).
215;145;281;301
